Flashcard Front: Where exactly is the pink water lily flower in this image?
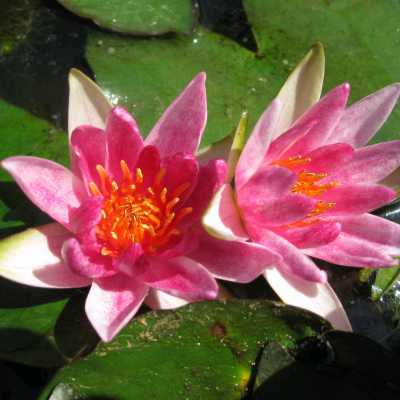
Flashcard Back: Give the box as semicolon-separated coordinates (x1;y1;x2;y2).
0;71;279;341
203;44;400;331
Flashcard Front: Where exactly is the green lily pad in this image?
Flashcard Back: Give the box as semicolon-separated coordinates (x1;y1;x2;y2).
0;100;69;231
0;278;98;367
57;0;194;35
371;267;400;301
243;0;400;143
87;27;282;148
40;300;329;399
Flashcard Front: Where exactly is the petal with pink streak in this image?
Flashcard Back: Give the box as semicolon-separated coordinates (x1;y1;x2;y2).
264;267;352;331
304;233;398;268
0;223;90;288
275;221;341;249
68;68;111;138
146;73;207;157
297;143;354;175
283;83;350;157
135;145;161;188
331;214;400;256
328;83;400;148
116;243;145;276
105;107;143;182
235;99;282;189
145;289;189;310
202;184;248;241
1;156;83;229
189;230;281;283
141;256;218;301
238;165;297;206
326;141;400;184
318;184;395;215
62;238;115;279
185;159;227;224
248;226;327;283
70;125;106;191
243;194;315;228
86;274;148;342
162;153;199;204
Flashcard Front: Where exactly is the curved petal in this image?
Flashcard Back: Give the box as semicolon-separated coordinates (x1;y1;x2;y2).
275;221;341;249
236;99;282;189
85;274;148;342
145;289;189;310
318;184;396;215
1;156;83;229
283;83;350;157
189;230;281;283
329;83;400;147
326;141;400;184
62;238;115;279
202;184;247;241
142;256;218;301
105;107;144;181
70;125;106;191
264;267;352;331
146;73;207;157
135;145;161;188
68;68;111;138
274;42;325;138
304;232;398;268
0;224;90;288
248;226;327;283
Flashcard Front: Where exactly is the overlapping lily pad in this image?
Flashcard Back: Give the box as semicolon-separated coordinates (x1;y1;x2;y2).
57;0;194;35
40;300;329;399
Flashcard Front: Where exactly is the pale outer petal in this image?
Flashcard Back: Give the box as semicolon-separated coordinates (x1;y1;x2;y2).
145;289;189;310
264;267;352;332
68;68;112;138
0;224;90;288
274;43;325;138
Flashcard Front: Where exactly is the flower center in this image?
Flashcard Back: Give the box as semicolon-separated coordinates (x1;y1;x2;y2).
89;160;193;257
274;155;340;226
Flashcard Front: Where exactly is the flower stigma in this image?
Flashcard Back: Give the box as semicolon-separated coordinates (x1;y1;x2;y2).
89;160;193;257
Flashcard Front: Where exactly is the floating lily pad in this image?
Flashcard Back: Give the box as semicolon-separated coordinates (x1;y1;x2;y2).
40;300;329;399
243;0;400;143
57;0;194;35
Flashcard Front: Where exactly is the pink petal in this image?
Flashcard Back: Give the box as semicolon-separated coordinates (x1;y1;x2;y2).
243;194;315;228
248;227;327;283
0;223;90;288
326;141;400;184
145;289;189;310
135;145;161;187
238;165;297;205
85;274;148;342
235;99;282;189
275;221;341;249
189;230;281;283
304;233;398;268
1;156;83;229
141;256;218;301
318;184;396;215
116;243;145;276
328;83;400;147
105;107;143;182
70;125;106;192
283;83;350;157
297;143;354;175
264;267;352;331
333;214;400;255
202;184;248;241
146;73;207;157
68;68;111;138
185;159;227;224
62;238;115;279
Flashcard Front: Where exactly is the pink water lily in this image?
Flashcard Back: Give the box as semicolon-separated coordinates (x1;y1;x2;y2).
203;44;400;330
0;71;279;341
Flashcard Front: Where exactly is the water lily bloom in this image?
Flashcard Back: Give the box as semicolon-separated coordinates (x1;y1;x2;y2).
0;71;279;341
203;44;400;330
